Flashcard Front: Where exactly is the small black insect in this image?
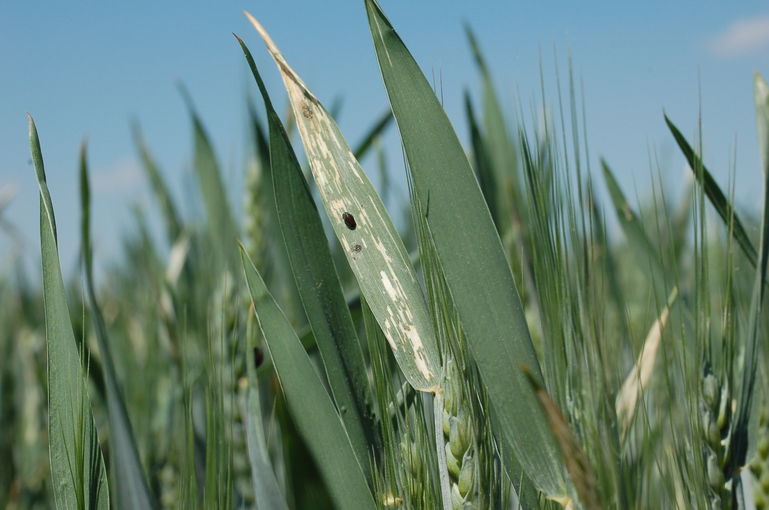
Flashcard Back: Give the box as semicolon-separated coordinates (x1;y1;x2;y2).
342;212;357;230
253;347;264;369
352;244;362;253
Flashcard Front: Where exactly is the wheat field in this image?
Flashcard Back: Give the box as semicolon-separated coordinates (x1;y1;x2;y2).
2;2;769;509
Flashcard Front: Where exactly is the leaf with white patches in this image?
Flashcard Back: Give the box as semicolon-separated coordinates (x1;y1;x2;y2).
244;11;440;392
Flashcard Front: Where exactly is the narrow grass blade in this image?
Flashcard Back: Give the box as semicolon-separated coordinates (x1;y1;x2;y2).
80;143;156;510
352;109;393;161
729;73;769;474
180;86;239;269
586;178;630;343
524;369;603;510
131;123;183;244
664;114;758;267
245;12;441;393
242;314;289;510
364;0;567;498
240;248;376;510
29;116;109;510
237;35;375;468
465;25;519;220
464;92;498;226
601;159;666;285
670;181;693;262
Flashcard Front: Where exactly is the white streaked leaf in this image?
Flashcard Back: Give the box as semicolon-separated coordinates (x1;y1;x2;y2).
245;11;440;392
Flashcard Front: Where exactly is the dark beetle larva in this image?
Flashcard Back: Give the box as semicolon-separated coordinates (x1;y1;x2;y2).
253;347;264;369
342;212;357;230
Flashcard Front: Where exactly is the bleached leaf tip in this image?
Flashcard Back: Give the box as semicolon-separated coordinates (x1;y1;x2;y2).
243;11;278;56
243;11;311;96
243;10;296;78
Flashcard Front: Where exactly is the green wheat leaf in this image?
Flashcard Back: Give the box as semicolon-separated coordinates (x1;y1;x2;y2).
601;159;667;287
664;114;758;267
364;0;568;499
29;115;110;510
79;143;156;510
240;248;376;510
180;86;239;271
242;315;289;510
131;123;183;245
729;73;769;474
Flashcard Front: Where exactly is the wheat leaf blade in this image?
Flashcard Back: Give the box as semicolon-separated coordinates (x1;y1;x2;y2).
730;73;769;473
131;124;183;244
363;0;568;498
664;114;758;267
79;143;156;510
30;116;110;510
601;159;667;280
180;88;239;270
245;12;441;393
240;248;375;510
237;35;375;468
242;315;290;510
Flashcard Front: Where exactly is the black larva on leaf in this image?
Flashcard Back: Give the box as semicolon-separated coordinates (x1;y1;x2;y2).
342;212;357;230
253;347;264;369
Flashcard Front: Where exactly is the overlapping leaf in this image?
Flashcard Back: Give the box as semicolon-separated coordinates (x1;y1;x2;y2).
237;35;375;467
245;11;441;393
241;249;375;510
364;0;568;499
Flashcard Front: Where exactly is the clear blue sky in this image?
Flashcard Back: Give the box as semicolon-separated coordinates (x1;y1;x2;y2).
2;2;769;276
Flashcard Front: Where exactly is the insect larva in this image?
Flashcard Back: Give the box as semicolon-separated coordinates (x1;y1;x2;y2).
342;212;357;230
253;347;264;369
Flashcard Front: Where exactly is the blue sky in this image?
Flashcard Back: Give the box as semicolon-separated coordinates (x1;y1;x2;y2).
2;2;769;276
